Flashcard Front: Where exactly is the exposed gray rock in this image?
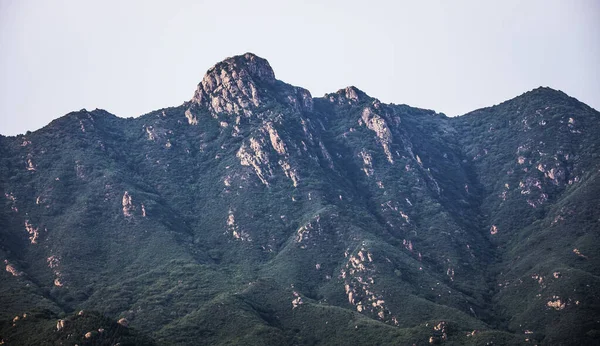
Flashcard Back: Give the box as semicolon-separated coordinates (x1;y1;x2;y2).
191;53;313;117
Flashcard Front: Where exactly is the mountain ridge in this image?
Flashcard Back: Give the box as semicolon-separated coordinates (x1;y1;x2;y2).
1;53;599;345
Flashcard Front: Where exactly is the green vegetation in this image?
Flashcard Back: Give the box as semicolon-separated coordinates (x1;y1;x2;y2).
1;55;598;345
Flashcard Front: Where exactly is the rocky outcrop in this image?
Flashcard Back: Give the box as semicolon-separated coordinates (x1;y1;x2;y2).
184;108;198;125
235;121;301;187
359;107;394;163
191;53;313;116
237;137;272;186
4;260;22;277
191;53;275;116
326;86;366;105
56;319;66;331
359;150;374;176
24;220;40;244
288;87;314;113
122;191;134;217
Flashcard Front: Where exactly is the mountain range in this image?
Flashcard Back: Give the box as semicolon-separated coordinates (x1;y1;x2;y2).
1;53;599;345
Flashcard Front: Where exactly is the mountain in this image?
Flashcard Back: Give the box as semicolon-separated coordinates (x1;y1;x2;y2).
1;53;599;345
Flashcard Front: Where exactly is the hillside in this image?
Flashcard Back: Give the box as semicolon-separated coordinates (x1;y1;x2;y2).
1;53;598;345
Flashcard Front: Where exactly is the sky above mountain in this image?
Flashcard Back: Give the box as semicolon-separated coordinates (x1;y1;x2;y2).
0;0;598;136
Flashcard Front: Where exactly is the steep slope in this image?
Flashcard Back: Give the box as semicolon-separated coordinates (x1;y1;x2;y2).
452;88;600;343
1;53;598;345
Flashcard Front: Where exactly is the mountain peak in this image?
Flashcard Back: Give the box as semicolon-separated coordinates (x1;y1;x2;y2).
191;53;276;116
522;86;565;98
483;86;579;114
509;86;579;105
213;52;276;84
325;86;369;105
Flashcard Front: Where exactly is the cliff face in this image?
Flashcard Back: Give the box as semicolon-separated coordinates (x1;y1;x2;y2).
1;53;599;345
191;52;312;117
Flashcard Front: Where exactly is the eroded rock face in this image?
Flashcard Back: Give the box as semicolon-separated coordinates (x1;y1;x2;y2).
226;209;250;241
360;107;394;163
237;137;272;186
360;150;374;176
5;260;22;277
327;86;366;105
122;191;134;217
287;87;314;113
235;121;301;187
56;319;66;331
191;53;276;116
184;108;198;125
191;53;313;116
24;220;39;244
341;247;396;324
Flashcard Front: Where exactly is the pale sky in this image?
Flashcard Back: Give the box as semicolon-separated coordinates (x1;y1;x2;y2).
1;0;599;136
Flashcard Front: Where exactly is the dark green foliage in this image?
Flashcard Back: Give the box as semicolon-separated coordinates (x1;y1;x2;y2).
1;54;598;345
0;310;155;345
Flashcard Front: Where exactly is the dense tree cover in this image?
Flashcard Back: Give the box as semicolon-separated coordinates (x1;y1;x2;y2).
1;55;598;345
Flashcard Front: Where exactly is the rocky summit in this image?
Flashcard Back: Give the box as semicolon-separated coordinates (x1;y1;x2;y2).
1;53;599;345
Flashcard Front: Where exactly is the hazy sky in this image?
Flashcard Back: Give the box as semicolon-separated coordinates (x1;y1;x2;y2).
1;0;599;136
